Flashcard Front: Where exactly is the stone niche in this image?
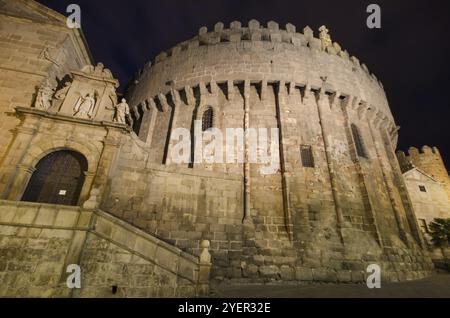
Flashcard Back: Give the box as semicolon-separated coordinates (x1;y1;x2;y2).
48;63;119;122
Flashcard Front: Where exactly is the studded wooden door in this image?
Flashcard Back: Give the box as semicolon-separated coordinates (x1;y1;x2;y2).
22;150;88;206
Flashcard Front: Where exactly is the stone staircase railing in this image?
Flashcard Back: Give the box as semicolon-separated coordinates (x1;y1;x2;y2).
0;199;211;297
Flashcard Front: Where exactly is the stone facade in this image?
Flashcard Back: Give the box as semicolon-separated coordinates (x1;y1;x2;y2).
0;0;91;163
0;200;210;297
0;0;440;297
117;21;435;282
397;147;450;260
0;0;211;297
402;168;450;227
398;146;450;201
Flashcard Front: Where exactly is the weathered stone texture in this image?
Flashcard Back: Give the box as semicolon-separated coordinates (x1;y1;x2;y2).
0;200;210;297
0;0;91;162
399;146;450;201
0;1;439;296
97;21;435;284
397;147;450;259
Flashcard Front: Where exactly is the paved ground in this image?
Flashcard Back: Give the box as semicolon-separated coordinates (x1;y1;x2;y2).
211;272;450;298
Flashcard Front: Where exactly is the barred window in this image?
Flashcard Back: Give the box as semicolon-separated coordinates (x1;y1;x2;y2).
351;124;367;158
301;145;315;168
419;185;427;193
202;107;213;131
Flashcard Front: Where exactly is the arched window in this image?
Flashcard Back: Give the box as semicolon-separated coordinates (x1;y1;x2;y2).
351;124;368;158
202;107;213;131
22;150;88;206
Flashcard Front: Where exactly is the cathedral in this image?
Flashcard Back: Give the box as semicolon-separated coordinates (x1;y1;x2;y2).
0;0;448;297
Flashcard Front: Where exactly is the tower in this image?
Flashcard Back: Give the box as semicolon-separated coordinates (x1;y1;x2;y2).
399;146;450;201
115;20;434;282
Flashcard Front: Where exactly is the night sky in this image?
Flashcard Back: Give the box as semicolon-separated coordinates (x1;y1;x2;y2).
38;0;450;167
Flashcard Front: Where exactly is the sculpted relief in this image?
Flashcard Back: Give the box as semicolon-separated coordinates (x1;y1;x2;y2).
73;92;97;119
31;63;128;126
35;81;54;110
54;81;72;100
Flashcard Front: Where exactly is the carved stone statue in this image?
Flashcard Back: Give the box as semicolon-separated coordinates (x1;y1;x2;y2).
73;92;96;119
319;25;332;51
35;81;54;110
80;63;114;79
93;62;105;76
54;81;72;100
114;98;130;124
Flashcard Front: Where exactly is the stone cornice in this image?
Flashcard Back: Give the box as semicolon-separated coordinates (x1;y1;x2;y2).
71;71;119;87
15;106;132;133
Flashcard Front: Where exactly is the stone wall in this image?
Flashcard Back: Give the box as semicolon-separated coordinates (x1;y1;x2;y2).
400;168;450;260
402;169;450;227
102;123;435;283
0;107;128;205
103;159;243;279
0;1;437;291
398;146;450;201
93;20;436;283
126;21;397;148
397;147;450;261
0;200;210;297
0;0;92;163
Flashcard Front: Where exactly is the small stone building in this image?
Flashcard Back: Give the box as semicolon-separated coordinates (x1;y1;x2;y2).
397;147;450;259
0;0;439;297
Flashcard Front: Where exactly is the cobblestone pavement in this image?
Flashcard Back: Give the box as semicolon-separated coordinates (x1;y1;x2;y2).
211;272;450;298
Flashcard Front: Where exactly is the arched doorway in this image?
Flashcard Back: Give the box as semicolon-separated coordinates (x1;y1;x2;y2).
22;150;88;206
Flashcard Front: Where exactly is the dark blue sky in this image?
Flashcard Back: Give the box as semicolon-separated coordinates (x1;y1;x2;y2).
38;0;450;166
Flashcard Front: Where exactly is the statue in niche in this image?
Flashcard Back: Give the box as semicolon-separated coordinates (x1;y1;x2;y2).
319;25;332;51
54;81;72;100
73;92;96;119
113;98;130;124
35;81;54;110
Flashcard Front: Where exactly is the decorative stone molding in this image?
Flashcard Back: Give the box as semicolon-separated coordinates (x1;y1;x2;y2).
29;63;128;126
130;80;397;144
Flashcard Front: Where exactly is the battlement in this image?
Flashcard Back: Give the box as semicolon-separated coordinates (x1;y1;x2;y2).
138;20;382;89
127;19;397;147
403;146;441;158
399;146;448;178
397;146;444;173
399;145;450;201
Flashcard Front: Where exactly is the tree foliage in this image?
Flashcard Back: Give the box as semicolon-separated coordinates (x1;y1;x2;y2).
428;218;450;247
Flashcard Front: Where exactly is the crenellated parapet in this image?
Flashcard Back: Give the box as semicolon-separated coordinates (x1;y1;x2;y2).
398;145;450;205
397;146;450;195
398;146;445;170
126;20;396;145
146;20;381;85
403;145;443;159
